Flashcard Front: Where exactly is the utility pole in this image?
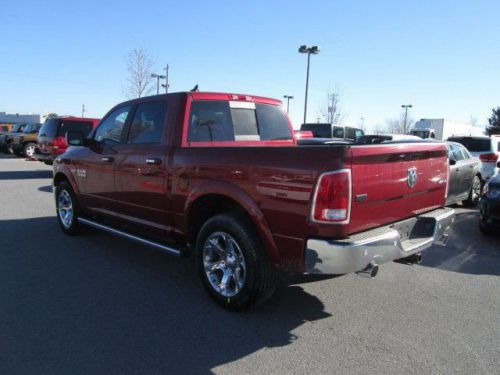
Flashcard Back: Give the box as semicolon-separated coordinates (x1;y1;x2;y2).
401;104;413;134
298;45;320;124
283;95;293;114
360;116;365;130
81;104;85;118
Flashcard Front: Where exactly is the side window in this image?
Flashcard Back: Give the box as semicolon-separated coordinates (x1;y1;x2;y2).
459;145;470;159
497;141;500;152
127;102;167;144
94;106;131;145
332;128;344;138
188;101;234;142
450;144;465;161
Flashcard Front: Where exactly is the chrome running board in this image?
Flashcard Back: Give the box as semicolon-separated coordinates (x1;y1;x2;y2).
77;217;182;257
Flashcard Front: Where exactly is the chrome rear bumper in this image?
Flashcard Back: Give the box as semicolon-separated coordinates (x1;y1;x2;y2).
305;207;455;274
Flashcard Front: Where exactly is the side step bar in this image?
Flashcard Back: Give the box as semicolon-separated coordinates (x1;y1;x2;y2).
77;217;182;257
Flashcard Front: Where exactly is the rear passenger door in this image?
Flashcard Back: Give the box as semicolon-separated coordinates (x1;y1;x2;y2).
114;100;171;238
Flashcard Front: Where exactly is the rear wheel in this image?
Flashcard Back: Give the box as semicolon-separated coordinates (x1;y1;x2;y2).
55;181;81;235
6;141;14;154
23;142;37;158
196;213;278;311
463;175;481;207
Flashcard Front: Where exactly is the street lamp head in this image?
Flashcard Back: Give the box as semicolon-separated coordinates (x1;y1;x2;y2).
298;45;308;53
401;104;413;108
151;73;158;78
310;46;320;54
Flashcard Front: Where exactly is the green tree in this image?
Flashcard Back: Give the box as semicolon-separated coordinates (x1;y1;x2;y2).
487;107;500;135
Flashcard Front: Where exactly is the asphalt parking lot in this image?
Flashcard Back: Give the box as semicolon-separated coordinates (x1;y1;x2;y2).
0;155;499;375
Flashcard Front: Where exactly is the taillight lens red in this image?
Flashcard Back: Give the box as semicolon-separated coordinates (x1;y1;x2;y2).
52;136;67;154
479;153;498;162
312;170;351;223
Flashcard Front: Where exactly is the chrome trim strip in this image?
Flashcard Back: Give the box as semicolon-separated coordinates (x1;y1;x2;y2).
77;217;181;256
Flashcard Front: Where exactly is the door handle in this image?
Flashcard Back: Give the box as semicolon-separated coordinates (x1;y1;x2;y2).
145;158;162;165
101;156;114;162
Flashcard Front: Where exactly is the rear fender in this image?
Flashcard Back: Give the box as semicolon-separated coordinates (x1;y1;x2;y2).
185;181;280;264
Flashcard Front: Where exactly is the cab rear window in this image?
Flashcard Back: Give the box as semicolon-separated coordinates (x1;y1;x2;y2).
188;100;292;143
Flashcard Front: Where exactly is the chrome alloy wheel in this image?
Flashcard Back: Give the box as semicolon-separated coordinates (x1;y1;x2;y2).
57;189;74;229
471;176;481;202
25;144;36;157
203;231;246;298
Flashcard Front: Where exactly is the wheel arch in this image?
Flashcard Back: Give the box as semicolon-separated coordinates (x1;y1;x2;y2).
185;182;280;264
53;171;80;195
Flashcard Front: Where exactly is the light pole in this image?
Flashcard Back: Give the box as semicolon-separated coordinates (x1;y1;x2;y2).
81;104;85;118
401;104;413;133
151;73;166;95
283;95;293;114
298;45;320;124
360;116;365;130
161;64;170;93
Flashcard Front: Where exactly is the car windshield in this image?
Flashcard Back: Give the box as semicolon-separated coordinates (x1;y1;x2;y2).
448;137;491;152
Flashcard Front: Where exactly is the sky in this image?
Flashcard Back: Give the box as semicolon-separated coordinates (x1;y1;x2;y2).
1;0;499;132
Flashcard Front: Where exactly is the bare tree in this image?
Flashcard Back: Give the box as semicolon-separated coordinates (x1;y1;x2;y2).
125;48;155;99
372;123;387;135
385;111;415;134
318;89;343;124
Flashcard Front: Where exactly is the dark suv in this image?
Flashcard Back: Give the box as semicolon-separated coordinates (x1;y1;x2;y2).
36;116;100;164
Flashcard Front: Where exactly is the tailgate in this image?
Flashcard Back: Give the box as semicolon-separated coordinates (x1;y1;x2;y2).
347;143;448;234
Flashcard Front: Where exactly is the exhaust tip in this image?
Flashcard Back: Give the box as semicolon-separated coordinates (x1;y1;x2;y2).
357;262;379;279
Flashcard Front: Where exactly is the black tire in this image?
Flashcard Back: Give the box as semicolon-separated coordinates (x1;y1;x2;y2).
23;142;37;158
463;175;481;207
6;141;14;154
44;160;53;166
55;181;81;235
196;213;278;311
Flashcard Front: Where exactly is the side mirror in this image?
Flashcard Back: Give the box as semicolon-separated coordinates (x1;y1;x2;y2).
497;161;500;168
66;131;84;146
449;158;457;166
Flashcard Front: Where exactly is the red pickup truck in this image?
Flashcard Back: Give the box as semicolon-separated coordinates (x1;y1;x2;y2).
53;92;454;310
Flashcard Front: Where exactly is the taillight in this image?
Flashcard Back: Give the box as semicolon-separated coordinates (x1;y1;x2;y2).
479;153;498;162
52;136;67;149
311;169;351;223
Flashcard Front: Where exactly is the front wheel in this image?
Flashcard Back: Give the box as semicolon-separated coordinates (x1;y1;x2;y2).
23;142;37;158
55;181;81;235
463;175;481;207
196;213;278;311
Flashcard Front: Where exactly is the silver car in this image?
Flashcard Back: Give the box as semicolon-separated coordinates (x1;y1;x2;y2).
446;142;483;206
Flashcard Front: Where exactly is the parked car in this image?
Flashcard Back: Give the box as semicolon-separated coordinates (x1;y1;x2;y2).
0;123;27;153
479;163;500;234
53;92;454;310
35;116;100;165
447;136;500;181
300;123;364;141
355;134;422;144
9;123;42;157
446;142;482;206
